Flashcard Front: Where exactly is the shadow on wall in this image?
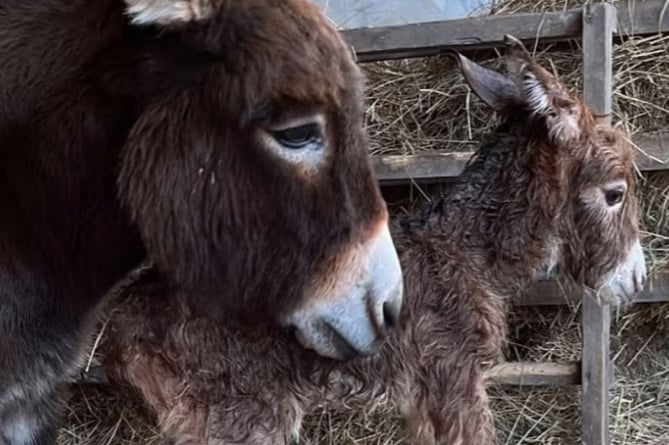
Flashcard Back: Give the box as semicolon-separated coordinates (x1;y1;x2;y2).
313;0;493;29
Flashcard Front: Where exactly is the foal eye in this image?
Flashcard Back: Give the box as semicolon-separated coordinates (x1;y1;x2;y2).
604;189;624;206
272;123;322;150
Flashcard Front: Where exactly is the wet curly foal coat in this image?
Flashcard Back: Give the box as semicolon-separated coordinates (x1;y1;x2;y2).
105;37;646;445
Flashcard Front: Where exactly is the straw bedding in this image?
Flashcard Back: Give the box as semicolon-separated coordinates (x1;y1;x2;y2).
58;1;669;443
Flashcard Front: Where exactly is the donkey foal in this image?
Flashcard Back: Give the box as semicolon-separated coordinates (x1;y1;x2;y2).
104;36;646;445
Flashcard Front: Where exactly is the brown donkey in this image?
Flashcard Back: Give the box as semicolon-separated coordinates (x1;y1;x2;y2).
0;0;403;443
103;36;646;445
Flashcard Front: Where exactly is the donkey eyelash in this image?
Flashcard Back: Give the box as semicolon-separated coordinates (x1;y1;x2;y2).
267;114;326;133
259;114;328;173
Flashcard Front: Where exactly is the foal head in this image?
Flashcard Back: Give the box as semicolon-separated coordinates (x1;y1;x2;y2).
115;0;403;359
455;36;646;305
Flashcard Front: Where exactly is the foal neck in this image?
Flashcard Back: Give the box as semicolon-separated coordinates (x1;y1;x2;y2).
404;121;568;290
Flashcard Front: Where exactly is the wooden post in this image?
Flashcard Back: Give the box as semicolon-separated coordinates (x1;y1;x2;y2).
581;4;617;445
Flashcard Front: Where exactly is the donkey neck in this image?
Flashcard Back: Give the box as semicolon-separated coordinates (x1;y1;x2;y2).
404;121;567;292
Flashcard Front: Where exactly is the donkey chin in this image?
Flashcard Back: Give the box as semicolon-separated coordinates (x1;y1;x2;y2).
594;239;647;306
281;224;404;361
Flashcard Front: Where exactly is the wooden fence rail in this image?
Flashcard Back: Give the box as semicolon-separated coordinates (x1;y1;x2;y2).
581;6;618;443
373;132;669;184
342;0;669;62
517;270;669;306
77;360;584;387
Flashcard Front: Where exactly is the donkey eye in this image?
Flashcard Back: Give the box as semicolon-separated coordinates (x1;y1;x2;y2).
272;123;322;150
604;189;624;206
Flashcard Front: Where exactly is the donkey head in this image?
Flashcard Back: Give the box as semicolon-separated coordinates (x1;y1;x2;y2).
455;35;646;305
561;125;645;305
115;0;403;360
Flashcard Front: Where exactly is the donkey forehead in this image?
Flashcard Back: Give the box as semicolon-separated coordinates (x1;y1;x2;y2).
206;0;355;109
591;127;635;162
577;132;636;182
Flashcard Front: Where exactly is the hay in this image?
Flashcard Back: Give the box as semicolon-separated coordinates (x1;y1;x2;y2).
363;2;669;155
639;172;669;273
487;302;669;445
59;0;669;444
58;386;162;445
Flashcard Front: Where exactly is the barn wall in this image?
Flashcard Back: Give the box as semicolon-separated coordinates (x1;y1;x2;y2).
313;0;492;28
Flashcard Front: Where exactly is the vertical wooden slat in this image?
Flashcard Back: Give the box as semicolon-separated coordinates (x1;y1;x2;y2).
581;4;617;445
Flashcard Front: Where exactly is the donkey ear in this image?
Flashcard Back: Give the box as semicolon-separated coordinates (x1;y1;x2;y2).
503;35;534;76
124;0;214;26
504;35;557;115
452;51;519;111
503;34;583;142
503;35;575;115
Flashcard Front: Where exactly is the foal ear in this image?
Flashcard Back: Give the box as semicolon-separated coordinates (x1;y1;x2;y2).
124;0;214;26
503;34;583;143
452;51;519;112
503;35;534;77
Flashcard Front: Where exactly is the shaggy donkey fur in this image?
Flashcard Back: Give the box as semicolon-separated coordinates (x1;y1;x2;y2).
0;0;403;443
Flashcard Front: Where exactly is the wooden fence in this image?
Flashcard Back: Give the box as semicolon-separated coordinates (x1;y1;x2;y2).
79;2;669;444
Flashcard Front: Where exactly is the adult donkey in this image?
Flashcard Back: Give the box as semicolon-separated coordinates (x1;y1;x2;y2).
0;0;403;443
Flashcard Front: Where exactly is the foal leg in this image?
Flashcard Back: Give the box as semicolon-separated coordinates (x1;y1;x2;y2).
160;397;304;445
432;375;495;445
403;367;495;445
107;352;305;445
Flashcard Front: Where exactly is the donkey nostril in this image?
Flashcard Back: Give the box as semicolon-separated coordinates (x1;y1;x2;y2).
382;301;400;330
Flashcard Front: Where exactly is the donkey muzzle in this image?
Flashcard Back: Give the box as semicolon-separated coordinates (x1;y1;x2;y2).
283;223;404;360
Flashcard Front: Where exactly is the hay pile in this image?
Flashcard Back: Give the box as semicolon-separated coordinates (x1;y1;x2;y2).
58;1;669;444
364;25;669;156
